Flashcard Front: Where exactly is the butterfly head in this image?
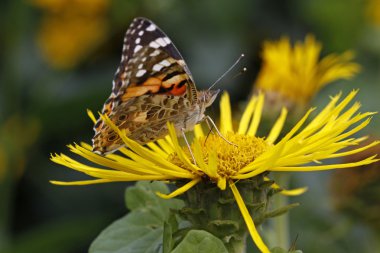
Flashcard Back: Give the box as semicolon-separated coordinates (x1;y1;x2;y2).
198;89;220;108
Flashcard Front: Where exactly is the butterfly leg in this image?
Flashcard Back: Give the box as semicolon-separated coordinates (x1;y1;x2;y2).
204;118;215;134
181;128;197;165
204;115;237;147
203;119;215;145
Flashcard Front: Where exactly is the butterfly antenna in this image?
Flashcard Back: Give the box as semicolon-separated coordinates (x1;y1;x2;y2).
208;53;245;91
231;67;247;79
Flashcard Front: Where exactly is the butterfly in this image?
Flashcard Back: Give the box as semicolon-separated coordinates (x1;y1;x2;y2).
92;17;220;155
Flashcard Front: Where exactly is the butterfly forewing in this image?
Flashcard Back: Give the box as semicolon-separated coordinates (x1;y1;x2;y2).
112;17;195;97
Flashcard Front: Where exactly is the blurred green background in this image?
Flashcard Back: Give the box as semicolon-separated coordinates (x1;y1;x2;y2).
1;0;379;252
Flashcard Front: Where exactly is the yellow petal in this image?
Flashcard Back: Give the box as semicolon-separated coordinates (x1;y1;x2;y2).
157;138;175;154
156;177;201;199
217;177;226;190
193;138;211;175
265;177;308;196
247;92;264;136
146;142;169;157
167;123;200;173
194;124;205;138
220;92;233;133
328;140;380;158
280;187;308;196
50;179;113;185
266;107;288;144
271;155;379;172
229;181;270;253
87;109;97;124
238;96;257;135
207;150;219;178
101;114;189;176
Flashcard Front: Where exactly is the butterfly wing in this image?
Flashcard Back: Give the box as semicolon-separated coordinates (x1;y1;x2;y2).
93;17;198;154
112;18;195;95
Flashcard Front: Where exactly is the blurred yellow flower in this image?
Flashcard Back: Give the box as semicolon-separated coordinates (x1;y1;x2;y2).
31;0;110;69
51;90;378;252
254;35;360;107
366;0;380;25
31;0;109;14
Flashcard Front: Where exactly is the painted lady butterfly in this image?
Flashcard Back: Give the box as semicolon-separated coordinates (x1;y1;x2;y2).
92;17;220;155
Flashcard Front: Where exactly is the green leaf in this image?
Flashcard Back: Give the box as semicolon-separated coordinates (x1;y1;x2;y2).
163;212;180;253
171;230;228;253
125;181;183;219
163;221;173;253
89;181;184;253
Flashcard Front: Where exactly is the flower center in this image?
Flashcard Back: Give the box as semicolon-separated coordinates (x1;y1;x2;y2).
169;132;269;178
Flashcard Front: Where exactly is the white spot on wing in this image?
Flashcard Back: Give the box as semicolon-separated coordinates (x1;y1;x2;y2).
146;24;156;31
149;41;160;48
135;38;141;44
156;38;167;47
134;45;143;53
138;63;143;69
159;60;171;67
152;64;164;72
163;37;171;44
138;30;144;36
136;69;146;77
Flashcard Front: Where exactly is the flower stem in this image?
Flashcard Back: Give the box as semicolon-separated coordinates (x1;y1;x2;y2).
273;173;290;249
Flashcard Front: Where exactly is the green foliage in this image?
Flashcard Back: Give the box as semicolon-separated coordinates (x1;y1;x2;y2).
89;182;233;253
1;216;108;253
171;230;228;253
89;181;183;253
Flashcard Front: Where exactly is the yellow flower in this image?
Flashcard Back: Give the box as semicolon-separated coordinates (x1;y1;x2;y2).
31;0;109;69
51;90;378;252
366;0;380;25
254;35;360;107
